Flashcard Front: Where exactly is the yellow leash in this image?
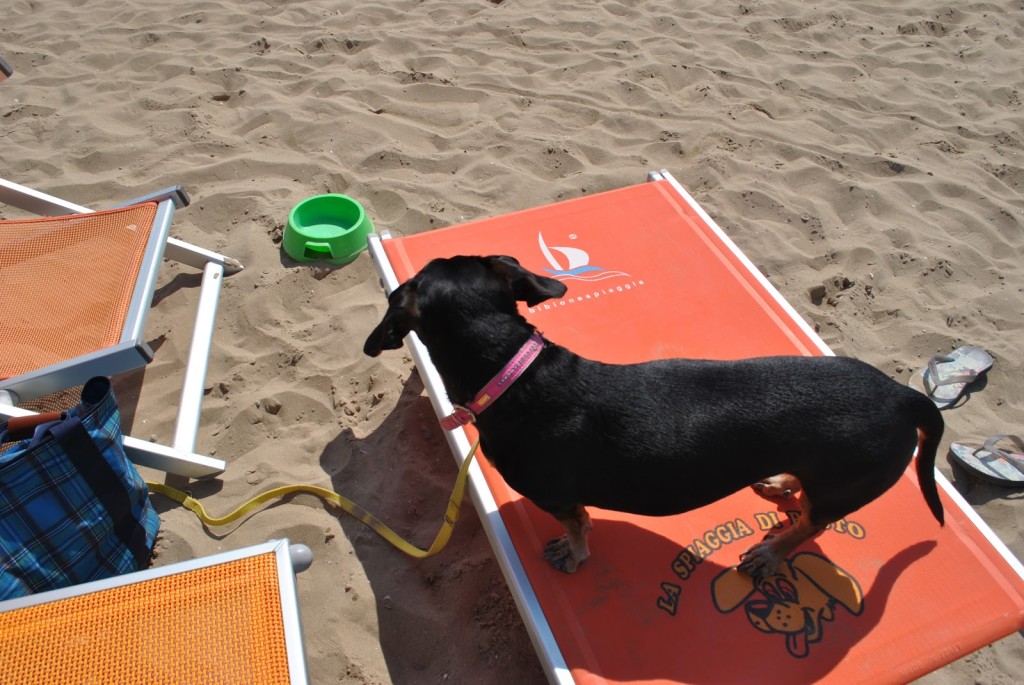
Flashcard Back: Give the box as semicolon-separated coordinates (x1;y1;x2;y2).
147;439;480;559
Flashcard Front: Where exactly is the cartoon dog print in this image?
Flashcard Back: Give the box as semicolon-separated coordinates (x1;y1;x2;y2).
711;552;864;658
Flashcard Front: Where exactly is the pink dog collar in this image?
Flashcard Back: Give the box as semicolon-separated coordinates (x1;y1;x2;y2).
439;332;546;431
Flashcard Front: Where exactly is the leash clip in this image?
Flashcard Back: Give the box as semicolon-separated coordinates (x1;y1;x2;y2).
439;404;477;431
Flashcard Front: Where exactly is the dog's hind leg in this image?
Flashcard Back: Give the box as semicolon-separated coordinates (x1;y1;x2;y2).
543;505;593;573
751;473;802;499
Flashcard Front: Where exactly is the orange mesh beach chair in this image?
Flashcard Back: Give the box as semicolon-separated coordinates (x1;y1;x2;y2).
0;179;242;478
367;170;1024;683
0;538;311;684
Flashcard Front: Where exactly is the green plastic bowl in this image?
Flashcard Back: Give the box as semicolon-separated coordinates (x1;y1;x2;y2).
284;194;373;265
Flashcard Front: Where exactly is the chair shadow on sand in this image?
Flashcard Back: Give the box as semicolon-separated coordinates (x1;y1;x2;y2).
317;370;543;681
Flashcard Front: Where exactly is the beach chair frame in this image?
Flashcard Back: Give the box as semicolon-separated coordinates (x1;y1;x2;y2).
0;538;311;684
0;178;239;478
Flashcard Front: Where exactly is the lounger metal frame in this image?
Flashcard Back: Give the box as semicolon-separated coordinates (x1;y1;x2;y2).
0;178;240;479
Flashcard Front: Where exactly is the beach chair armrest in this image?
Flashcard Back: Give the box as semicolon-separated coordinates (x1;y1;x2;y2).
0;341;155;404
1;178;190;215
116;186;190;210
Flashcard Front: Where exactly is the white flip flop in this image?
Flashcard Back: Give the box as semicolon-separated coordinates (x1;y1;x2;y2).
909;345;994;409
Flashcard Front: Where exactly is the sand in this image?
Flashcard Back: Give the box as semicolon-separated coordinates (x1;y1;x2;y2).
2;0;1022;682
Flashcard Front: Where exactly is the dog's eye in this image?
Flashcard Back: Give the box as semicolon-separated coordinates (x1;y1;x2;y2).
777;579;798;602
760;584;780;599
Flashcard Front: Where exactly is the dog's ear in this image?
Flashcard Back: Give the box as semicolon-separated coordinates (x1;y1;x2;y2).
364;281;418;357
487;255;567;306
711;567;757;613
790;552;864;615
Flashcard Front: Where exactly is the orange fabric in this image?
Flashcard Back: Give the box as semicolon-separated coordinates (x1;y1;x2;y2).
384;180;1024;684
0;552;291;685
0;203;157;379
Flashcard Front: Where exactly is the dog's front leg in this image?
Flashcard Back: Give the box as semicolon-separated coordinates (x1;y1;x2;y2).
543;505;592;573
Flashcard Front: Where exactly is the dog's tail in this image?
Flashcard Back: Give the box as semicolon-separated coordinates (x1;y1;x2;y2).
912;395;945;526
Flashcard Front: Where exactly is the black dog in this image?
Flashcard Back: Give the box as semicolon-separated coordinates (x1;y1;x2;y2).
364;255;945;577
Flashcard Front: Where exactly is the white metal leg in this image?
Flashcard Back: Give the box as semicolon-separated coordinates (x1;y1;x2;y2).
172;261;223;455
0;403;226;478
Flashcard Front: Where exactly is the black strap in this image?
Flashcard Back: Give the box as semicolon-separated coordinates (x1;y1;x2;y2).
50;416;152;569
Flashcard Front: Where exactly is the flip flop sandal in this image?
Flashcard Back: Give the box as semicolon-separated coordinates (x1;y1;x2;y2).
909;345;994;409
948;435;1024;487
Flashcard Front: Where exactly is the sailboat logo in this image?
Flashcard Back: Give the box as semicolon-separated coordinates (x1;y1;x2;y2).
538;232;629;283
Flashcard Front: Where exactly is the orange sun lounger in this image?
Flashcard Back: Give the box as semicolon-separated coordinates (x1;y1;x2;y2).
367;171;1024;684
0;539;311;684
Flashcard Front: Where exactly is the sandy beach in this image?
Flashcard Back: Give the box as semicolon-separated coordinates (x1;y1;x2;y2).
2;0;1022;682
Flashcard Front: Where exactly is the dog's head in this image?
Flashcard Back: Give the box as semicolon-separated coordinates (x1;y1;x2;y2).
363;255;567;356
712;553;864;658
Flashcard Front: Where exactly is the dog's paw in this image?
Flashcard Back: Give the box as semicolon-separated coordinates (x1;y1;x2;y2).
543;536;585;573
751;474;801;500
738;540;784;580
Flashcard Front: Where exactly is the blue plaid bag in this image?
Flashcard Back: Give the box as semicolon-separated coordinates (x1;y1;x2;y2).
0;377;160;599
